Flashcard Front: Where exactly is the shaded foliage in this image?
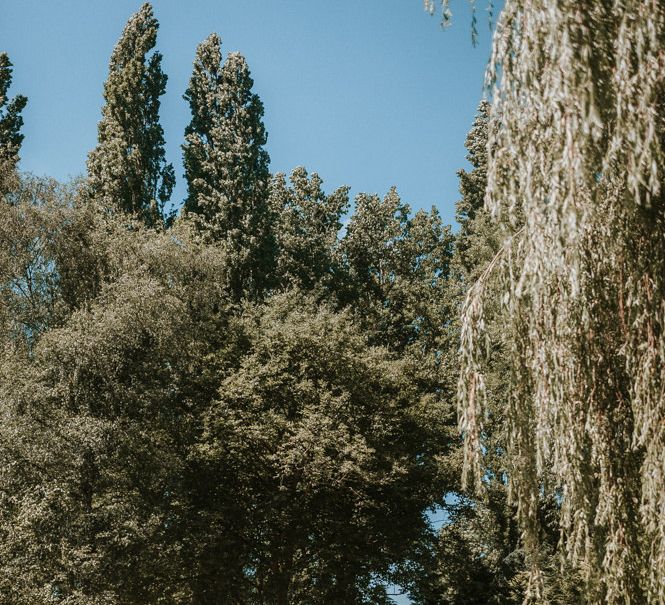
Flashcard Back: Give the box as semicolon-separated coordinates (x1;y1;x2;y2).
0;173;457;603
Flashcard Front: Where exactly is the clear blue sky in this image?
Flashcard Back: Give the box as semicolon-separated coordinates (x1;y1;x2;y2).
2;0;494;227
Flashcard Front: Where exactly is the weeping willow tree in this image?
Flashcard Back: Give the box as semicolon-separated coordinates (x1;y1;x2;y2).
429;1;665;603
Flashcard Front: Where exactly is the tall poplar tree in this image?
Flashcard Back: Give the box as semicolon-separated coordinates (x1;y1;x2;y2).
183;33;273;300
0;52;27;190
87;3;174;227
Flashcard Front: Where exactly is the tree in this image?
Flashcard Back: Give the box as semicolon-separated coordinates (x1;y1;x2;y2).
86;3;174;227
269;166;349;293
0;197;234;604
453;101;496;282
454;2;665;603
194;291;453;604
183;33;273;300
340;187;455;354
0;52;27;191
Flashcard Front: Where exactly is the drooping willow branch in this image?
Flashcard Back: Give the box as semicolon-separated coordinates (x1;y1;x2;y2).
451;1;665;603
458;225;524;494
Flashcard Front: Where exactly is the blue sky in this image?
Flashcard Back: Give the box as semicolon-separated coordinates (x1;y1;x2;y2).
2;0;493;228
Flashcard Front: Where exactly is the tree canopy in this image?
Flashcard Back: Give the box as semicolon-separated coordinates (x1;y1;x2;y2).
2;2;664;604
0;5;460;603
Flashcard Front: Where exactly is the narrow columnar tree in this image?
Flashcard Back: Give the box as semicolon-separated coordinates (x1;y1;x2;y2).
454;100;494;281
422;101;526;605
446;1;665;603
183;33;273;301
87;3;174;227
0;53;27;189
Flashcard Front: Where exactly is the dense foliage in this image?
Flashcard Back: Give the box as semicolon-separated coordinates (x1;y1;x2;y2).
2;2;663;603
435;0;665;603
0;4;458;603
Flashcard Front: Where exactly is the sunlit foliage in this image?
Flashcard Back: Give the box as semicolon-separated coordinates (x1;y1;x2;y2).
448;1;665;602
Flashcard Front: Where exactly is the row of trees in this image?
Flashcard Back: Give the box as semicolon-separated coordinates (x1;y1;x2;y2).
0;4;484;603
